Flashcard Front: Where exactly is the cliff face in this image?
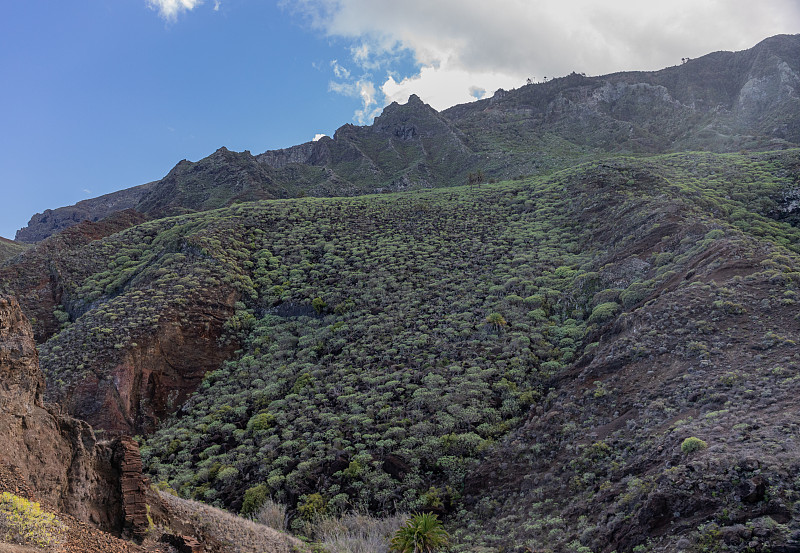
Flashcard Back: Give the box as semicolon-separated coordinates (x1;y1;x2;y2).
0;294;43;411
57;298;239;434
15;183;155;244
0;295;146;536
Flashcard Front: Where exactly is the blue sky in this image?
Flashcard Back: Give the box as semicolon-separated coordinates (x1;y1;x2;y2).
2;0;799;239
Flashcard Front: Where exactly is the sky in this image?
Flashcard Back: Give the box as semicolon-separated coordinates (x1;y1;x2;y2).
1;1;799;240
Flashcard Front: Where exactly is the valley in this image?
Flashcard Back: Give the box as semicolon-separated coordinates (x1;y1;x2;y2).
1;34;800;553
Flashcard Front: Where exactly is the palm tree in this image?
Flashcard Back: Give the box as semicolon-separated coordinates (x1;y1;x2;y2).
485;312;507;330
389;513;449;553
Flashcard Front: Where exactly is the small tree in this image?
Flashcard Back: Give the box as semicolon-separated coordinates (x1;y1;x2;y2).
485;312;507;330
467;170;485;186
389;513;449;553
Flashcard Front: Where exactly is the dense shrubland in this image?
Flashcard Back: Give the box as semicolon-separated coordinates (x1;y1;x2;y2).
135;151;800;526
5;149;800;550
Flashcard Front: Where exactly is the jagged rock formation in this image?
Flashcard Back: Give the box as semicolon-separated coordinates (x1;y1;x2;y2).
0;295;148;537
117;437;148;540
15;183;155;244
17;35;800;243
135;147;288;217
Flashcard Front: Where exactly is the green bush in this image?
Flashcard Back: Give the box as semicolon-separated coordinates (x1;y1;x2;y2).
588;302;620;324
681;436;708;454
247;411;276;432
298;493;327;520
240;483;270;516
389;512;449;553
620;281;653;308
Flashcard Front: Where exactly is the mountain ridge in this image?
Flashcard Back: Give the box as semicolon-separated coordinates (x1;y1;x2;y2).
15;34;800;243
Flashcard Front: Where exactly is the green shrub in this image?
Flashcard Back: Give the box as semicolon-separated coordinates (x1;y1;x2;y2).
588;302;620;324
681;436;708;454
312;297;327;313
620;281;653;308
298;493;327;520
485;312;507;330
247;411;276;432
389;512;449;553
240;483;270;516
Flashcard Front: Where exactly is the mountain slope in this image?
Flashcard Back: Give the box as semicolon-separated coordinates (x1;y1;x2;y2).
0;238;29;263
15;34;800;243
4;148;800;550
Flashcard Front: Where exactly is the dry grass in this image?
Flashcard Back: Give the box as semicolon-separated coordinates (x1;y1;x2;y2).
312;512;408;553
157;491;304;553
252;499;288;532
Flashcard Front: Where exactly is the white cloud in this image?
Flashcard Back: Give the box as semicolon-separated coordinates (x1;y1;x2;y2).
146;0;203;21
330;60;351;79
313;134;327;141
213;0;221;11
382;60;519;111
329;79;381;124
287;0;800;116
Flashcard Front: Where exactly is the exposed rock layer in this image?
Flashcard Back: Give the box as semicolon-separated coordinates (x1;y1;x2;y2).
0;295;147;537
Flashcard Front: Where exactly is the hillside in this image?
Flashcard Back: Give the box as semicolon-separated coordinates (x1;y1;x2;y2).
0;238;29;263
14;34;800;243
0;294;303;553
2;33;800;553
3;146;800;550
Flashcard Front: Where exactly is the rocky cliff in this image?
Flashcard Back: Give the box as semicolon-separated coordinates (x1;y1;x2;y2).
0;294;147;536
15;183;155;244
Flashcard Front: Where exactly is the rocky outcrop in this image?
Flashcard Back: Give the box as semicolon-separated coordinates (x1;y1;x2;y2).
135;147;288;218
0;295;148;538
0;295;43;410
51;294;239;435
15;183;154;244
117;437;148;540
256;139;332;169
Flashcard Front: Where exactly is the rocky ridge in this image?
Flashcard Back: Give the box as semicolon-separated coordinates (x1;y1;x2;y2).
16;35;800;244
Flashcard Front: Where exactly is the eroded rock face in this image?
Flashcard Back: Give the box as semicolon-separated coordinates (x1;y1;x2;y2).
15;184;153;244
0;295;146;536
0;295;43;410
56;296;238;435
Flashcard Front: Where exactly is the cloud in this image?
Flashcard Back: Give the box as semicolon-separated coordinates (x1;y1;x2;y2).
329;78;381;124
287;0;800;115
213;0;221;11
146;0;203;21
313;134;327;141
331;60;351;79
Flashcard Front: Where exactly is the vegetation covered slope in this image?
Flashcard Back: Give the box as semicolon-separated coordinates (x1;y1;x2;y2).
132;152;800;553
0;238;29;263
15;35;800;243
5;148;800;549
